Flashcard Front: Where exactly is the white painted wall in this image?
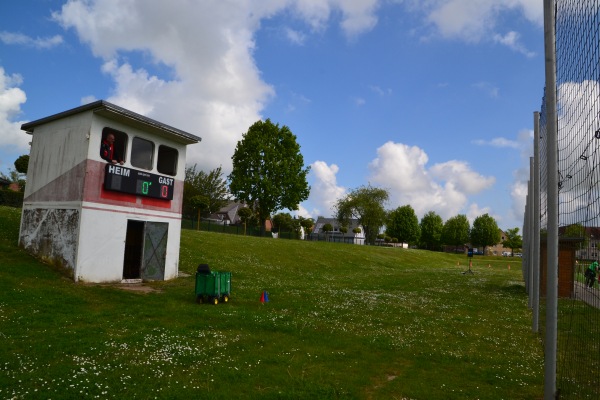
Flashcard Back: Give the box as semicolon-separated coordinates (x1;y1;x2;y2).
24;112;92;198
76;205;181;282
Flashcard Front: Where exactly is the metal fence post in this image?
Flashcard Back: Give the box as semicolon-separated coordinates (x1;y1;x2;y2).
543;0;558;397
533;111;540;333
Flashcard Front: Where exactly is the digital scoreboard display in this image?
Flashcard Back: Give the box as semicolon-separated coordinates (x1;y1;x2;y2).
104;164;174;200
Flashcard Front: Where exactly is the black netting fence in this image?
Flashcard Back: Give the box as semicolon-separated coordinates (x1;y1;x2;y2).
536;1;600;397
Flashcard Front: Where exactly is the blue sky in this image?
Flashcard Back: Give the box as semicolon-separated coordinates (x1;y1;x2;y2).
0;0;543;230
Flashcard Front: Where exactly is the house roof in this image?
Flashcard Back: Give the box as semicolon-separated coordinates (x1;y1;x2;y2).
215;201;244;224
312;217;362;235
0;177;10;186
21;100;201;145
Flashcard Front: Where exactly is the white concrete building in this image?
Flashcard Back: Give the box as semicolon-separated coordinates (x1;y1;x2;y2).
19;100;200;283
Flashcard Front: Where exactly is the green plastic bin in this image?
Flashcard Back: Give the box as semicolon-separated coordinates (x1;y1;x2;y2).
195;271;231;305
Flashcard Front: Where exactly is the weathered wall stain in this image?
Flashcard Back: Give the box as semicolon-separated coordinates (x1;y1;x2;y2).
20;208;80;273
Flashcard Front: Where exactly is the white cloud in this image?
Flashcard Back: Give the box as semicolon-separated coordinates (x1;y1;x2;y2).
0;67;29;170
473;137;519;148
472;81;499;98
305;160;346;217
285;27;307;45
53;0;277;174
353;97;366;106
430;160;495;195
292;0;379;38
493;31;535;58
411;0;542;49
368;141;495;220
0;32;63;49
368;85;392;96
466;203;495;224
509;173;528;227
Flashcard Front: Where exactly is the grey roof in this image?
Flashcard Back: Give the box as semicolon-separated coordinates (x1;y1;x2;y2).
218;201;244;224
21;100;201;145
312;217;362;235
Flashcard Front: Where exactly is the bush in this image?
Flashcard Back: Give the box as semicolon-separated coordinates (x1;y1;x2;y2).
0;189;23;208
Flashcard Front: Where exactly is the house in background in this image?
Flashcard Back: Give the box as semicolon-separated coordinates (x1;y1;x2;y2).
310;217;365;245
19;100;200;283
560;226;600;261
206;201;245;225
486;229;510;256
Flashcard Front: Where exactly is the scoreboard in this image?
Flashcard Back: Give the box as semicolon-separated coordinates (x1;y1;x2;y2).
104;164;174;200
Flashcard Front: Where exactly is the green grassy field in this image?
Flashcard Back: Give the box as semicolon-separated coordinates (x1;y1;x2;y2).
0;206;543;399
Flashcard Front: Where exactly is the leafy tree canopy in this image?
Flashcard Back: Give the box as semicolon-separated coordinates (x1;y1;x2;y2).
386;204;420;245
419;211;444;250
183;165;230;219
322;223;334;232
228;119;310;229
298;216;314;233
14;155;29;175
502;227;523;255
272;212;295;232
334;184;389;245
441;214;471;248
470;213;501;252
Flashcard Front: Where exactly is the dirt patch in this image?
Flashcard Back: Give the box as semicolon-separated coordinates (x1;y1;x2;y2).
114;284;159;293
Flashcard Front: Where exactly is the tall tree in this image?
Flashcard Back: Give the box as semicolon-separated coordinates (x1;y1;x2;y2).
420;211;444;250
183;165;230;220
441;214;471;249
334;184;389;245
386;204;420;245
502;227;523;256
228;119;310;231
470;213;501;254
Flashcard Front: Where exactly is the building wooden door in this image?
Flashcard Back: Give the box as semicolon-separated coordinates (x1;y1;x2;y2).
141;221;168;281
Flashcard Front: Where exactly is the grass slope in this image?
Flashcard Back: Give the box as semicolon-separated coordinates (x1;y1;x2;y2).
0;206;543;399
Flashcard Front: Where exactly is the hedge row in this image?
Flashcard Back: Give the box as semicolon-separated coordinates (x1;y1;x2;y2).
0;189;23;208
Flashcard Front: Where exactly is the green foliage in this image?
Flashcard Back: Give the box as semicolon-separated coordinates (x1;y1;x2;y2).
272;212;295;232
299;216;314;233
237;206;255;224
183;165;230;219
471;214;501;252
14;154;29;174
502;227;523;255
352;227;362;234
563;223;585;238
442;214;471;247
419;211;444;250
322;223;333;232
0;206;544;399
386;205;420;245
0;189;23;207
228;119;310;229
335;184;389;245
339;226;348;234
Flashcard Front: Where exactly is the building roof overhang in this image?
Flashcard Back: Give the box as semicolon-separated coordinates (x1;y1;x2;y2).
21;100;201;145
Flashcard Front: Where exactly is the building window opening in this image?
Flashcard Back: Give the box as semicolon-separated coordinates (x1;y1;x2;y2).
131;137;154;170
157;145;178;176
101;128;127;164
